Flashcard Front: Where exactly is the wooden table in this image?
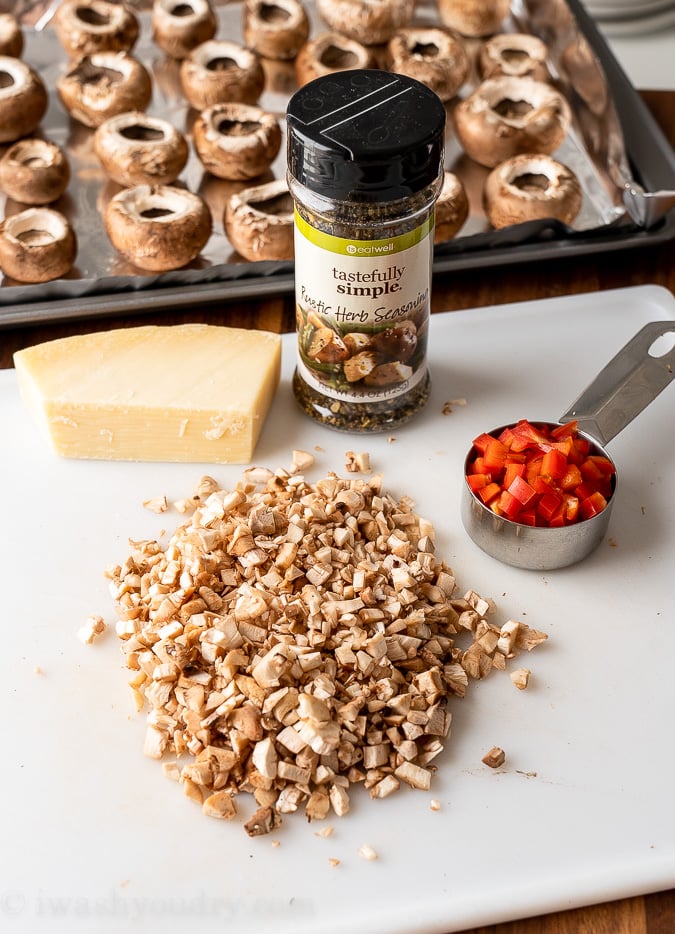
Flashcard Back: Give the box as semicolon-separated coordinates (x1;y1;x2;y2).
2;90;674;934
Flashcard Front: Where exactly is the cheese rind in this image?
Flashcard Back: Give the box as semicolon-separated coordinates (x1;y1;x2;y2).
13;324;282;464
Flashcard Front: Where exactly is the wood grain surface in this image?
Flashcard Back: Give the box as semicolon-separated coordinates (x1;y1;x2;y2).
1;90;674;934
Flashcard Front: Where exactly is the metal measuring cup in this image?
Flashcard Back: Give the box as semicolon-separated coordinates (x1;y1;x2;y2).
461;320;675;570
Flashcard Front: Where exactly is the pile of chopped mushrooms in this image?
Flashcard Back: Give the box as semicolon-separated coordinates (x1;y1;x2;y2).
106;465;546;835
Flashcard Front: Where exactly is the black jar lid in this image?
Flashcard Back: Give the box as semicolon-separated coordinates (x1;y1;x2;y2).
286;70;446;203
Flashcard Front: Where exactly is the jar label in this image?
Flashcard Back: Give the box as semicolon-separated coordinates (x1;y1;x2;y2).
294;210;433;404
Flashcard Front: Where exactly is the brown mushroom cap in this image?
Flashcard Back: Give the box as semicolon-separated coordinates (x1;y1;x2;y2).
437;0;510;37
0;13;24;58
295;32;374;86
386;27;469;102
224;177;294;262
104;184;212;271
0;207;77;282
454;76;572;168
434;170;469;242
0;56;48;143
484;153;582;228
53;0;140;59
0;138;71;205
479;33;550;82
193;102;281;181
315;0;414;46
94;111;189;186
57;50;152;128
243;0;310;61
179;40;265;110
151;0;218;60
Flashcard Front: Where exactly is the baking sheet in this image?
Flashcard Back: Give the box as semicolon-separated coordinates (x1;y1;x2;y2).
1;284;674;934
1;0;675;325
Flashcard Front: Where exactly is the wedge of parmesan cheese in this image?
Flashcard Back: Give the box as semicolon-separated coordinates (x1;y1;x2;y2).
13;323;282;463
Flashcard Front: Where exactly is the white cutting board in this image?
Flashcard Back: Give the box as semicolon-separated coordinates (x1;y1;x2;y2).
1;285;674;934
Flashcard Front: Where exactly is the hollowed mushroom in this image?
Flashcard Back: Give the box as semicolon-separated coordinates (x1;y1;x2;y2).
484;153;582;228
386;27;469;102
243;0;310;61
57;50;152;128
193;102;281;181
0;138;70;204
224;178;294;262
0;207;77;282
0;13;23;58
434;170;469;242
479;33;550;82
0;56;48;143
104;184;212;271
437;0;510;37
295;32;374;86
315;0;414;46
94;111;189;186
454;76;572;168
53;0;140;59
151;0;218;60
179;39;265;110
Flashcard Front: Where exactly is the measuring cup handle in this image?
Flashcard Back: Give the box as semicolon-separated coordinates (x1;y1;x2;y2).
559;320;675;446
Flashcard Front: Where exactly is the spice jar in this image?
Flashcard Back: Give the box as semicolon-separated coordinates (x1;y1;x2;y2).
286;70;446;432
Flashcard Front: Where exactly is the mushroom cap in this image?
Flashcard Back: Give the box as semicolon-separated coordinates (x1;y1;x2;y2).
104;184;212;271
315;0;415;45
434;170;469;242
151;0;218;60
294;32;374;86
479;32;550;82
57;51;153;128
386;26;469;102
437;0;510;37
0;138;71;204
94;111;189;186
243;0;310;61
484;153;582;228
193;102;282;181
179;39;265;110
53;0;140;58
454;76;572;168
0;12;24;58
224;177;294;262
0;207;77;282
0;56;48;143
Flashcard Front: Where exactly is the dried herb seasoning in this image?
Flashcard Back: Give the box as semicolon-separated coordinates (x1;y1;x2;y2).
286;70;445;432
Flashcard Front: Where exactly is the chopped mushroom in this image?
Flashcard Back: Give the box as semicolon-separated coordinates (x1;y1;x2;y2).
106;465;547;834
482;746;506;768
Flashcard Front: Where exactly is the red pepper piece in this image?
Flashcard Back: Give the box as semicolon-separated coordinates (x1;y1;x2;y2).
503;462;526;488
508;474;537;507
541;448;567;480
467;473;490;493
478;482;501;505
579;491;608;520
483;438;509;473
560;463;583;491
498;489;522;520
472;432;494;454
537;491;563;522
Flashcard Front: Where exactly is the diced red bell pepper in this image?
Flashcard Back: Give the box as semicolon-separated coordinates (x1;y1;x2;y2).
537;491;563;522
478;482;501;505
503;461;526;488
579;491;608;520
508;474;537;507
466;473;490;493
466;419;614;530
541;448;567;480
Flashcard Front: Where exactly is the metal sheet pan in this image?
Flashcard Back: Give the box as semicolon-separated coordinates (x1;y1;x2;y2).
1;0;674;326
